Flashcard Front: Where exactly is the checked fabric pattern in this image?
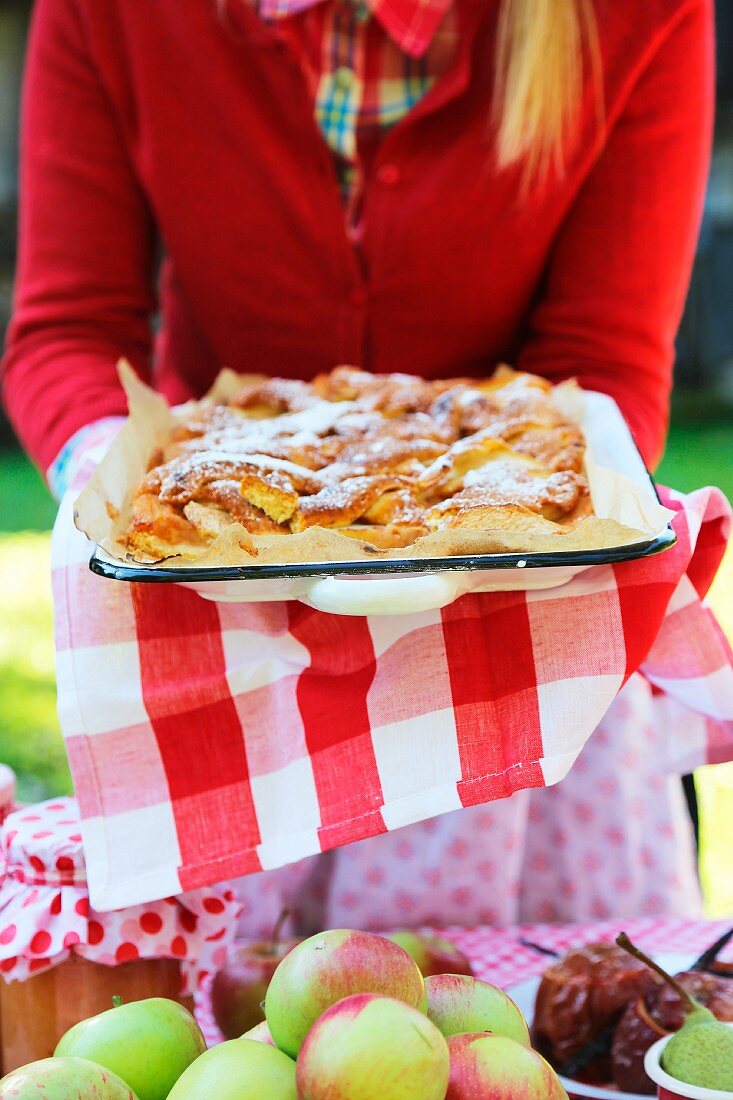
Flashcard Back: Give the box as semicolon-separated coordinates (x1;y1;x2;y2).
250;0;458;215
52;485;733;912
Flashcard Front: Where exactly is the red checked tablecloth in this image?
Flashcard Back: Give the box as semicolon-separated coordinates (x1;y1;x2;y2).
52;485;733;912
194;916;733;1046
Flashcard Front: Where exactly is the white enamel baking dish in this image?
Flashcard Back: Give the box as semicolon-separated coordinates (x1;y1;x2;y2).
90;392;676;616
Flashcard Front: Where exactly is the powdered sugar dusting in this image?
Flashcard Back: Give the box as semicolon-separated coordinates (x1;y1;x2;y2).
124;366;593;555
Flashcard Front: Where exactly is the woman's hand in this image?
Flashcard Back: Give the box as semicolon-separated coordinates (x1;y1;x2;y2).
47;416;125;500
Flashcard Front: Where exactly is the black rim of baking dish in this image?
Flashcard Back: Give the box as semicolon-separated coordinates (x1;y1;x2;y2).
89;525;677;583
88;451;677;584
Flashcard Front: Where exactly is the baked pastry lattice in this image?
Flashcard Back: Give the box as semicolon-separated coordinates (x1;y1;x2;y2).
123;365;592;560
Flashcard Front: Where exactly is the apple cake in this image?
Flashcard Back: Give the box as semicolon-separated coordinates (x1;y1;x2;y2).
122;365;592;560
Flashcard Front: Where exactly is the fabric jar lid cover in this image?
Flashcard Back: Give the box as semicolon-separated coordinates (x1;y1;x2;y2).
0;797;242;990
2;798;86;887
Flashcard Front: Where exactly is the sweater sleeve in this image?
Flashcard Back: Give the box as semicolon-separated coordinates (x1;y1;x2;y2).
516;0;714;470
1;0;157;472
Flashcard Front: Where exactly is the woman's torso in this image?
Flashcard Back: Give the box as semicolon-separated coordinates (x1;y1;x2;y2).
74;0;694;401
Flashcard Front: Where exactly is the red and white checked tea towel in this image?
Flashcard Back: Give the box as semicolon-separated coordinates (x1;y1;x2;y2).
52;484;733;912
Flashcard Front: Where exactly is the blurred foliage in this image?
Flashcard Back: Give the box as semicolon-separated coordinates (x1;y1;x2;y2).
0;449;57;532
0;529;71;801
0;452;69;800
657;419;733;502
699;759;733;918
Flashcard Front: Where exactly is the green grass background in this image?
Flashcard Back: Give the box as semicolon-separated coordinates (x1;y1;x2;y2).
0;414;731;911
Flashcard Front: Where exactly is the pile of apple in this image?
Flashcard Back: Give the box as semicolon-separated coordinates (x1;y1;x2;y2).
0;928;569;1099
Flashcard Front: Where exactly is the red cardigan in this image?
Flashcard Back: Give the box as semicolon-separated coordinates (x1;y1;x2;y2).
2;0;713;472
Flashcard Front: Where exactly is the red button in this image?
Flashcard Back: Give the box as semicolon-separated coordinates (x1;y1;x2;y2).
349;287;367;307
376;164;400;186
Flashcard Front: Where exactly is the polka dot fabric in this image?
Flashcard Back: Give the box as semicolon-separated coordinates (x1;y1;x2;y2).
0;798;242;990
226;677;702;935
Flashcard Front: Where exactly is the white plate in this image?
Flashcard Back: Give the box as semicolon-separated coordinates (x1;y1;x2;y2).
507;952;694;1100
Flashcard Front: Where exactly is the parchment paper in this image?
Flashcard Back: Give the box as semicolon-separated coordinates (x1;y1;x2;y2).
74;361;674;567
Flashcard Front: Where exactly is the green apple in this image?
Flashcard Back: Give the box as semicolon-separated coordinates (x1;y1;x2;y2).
166;1039;296;1099
0;1056;138;1098
55;998;205;1100
425;974;530;1043
386;931;474;977
446;1033;569;1098
265;929;425;1057
297;993;450;1100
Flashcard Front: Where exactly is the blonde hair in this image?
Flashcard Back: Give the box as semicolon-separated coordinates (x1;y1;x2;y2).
495;0;601;181
223;0;601;181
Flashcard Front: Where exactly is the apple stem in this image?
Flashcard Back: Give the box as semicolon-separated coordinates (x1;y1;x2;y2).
112;995;123;1008
269;908;290;954
616;934;698;1014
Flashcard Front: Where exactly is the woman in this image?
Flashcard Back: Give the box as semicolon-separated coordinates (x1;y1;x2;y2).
2;0;713;931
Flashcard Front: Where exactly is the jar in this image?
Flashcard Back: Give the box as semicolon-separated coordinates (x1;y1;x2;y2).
0;798;241;1072
1;953;189;1071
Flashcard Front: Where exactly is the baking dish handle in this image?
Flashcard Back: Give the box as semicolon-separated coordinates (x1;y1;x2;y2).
301;572;463;616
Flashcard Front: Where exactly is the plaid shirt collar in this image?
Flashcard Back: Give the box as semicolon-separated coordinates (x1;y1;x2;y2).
258;0;453;57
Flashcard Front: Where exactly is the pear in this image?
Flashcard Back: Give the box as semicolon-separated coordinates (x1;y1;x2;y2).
617;933;733;1091
663;1018;733;1090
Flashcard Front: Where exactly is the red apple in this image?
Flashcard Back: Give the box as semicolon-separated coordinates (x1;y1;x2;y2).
265;929;426;1057
297;994;450;1100
241;1020;277;1047
425;973;530;1044
446;1033;569;1099
211;936;300;1039
386;930;474;977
